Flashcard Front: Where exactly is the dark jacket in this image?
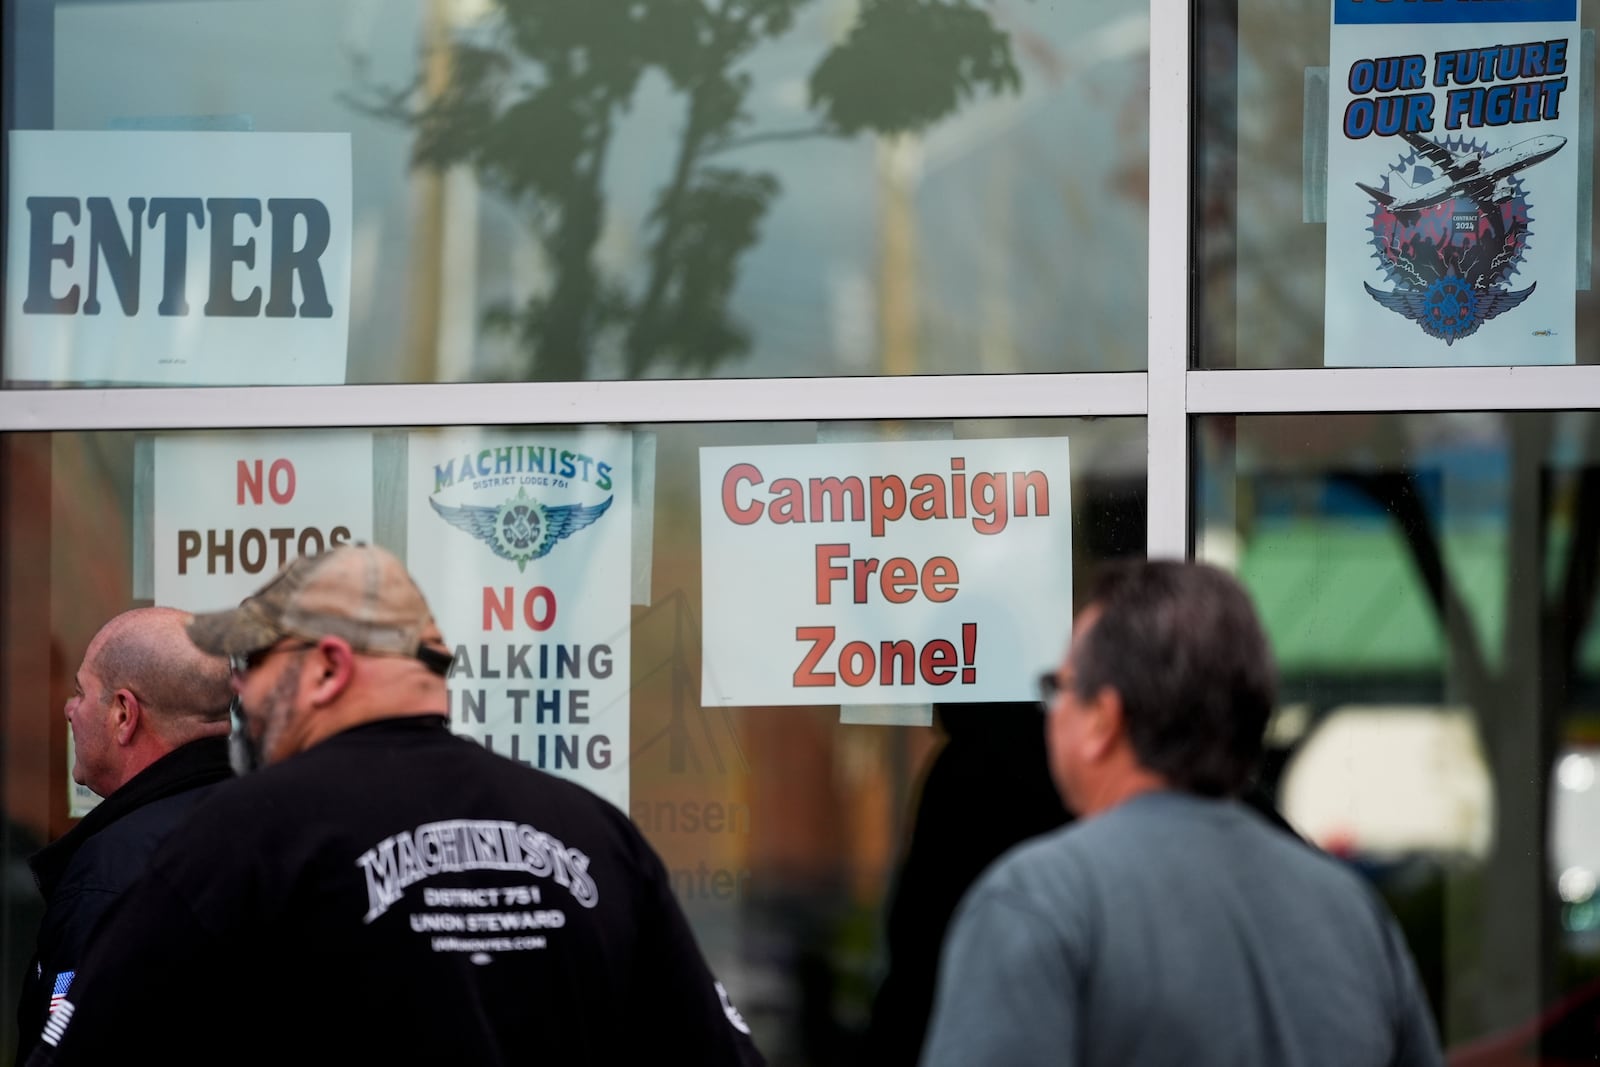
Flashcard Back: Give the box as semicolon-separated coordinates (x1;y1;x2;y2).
24;717;765;1066
15;736;231;1062
861;702;1072;1067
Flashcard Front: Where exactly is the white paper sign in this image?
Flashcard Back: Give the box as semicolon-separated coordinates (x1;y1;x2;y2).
700;437;1073;707
5;131;352;384
1324;0;1580;365
153;432;375;612
406;429;632;812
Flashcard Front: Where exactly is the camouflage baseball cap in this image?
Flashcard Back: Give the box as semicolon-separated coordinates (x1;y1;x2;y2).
187;543;448;667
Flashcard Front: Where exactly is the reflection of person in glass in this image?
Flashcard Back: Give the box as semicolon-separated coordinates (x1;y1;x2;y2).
861;701;1071;1067
920;561;1443;1067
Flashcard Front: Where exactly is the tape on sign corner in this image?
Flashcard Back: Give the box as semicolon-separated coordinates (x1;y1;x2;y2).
1303;66;1330;224
839;704;934;728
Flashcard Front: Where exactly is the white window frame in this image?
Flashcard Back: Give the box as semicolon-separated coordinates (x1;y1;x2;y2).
1;0;1596;554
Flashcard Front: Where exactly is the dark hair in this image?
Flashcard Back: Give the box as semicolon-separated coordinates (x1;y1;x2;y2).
1071;560;1276;796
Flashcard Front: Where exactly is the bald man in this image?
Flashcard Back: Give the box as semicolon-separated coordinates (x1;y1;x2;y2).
28;546;764;1066
16;607;233;1062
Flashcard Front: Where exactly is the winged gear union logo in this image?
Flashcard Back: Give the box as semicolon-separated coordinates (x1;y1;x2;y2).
430;487;612;571
1356;129;1564;344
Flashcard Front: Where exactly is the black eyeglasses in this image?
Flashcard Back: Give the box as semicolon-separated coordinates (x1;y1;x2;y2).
229;640;318;683
1037;670;1075;712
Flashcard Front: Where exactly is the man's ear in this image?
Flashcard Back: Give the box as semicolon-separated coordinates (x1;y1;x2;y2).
111;689;142;746
1081;686;1125;763
307;639;355;707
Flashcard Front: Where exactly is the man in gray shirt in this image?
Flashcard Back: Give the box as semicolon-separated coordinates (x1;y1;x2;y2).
920;561;1443;1067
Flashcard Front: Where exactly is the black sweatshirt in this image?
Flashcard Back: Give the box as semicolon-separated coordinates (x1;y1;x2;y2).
27;717;764;1066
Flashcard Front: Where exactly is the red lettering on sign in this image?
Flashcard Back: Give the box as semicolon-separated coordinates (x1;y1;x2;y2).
813;545;961;604
268;459;295;504
722;463;763;525
923;556;959;602
236;458;296;505
815;544;849;605
793;626;836;686
238;460;263;505
482;587;558;632
791;624;978;689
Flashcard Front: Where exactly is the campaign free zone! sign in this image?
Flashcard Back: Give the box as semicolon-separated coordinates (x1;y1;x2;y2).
700;437;1073;707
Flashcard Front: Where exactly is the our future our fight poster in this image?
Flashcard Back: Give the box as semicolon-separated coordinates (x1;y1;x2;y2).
1325;0;1580;366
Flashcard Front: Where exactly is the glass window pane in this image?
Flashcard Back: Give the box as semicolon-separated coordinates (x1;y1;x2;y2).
0;416;1144;1061
4;1;1149;387
1196;411;1600;1056
1195;1;1599;368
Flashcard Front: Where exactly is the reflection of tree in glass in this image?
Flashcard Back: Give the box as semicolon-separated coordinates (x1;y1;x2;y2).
358;0;1019;381
1198;0;1599;1034
1331;422;1600;1040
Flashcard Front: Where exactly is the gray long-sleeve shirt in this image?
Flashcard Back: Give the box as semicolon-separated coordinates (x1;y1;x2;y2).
921;791;1442;1067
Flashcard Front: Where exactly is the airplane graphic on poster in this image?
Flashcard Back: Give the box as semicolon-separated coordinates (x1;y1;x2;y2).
1355;130;1567;215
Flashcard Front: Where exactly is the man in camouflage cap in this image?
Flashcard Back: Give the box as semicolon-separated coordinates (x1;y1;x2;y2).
28;544;765;1066
185;541;453;773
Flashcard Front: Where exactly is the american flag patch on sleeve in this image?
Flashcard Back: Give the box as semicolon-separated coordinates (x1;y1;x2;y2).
41;999;74;1047
48;970;74;1014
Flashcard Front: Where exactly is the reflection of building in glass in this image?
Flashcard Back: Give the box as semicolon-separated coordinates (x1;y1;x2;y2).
1281;706;1493;859
1199;409;1600;1051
